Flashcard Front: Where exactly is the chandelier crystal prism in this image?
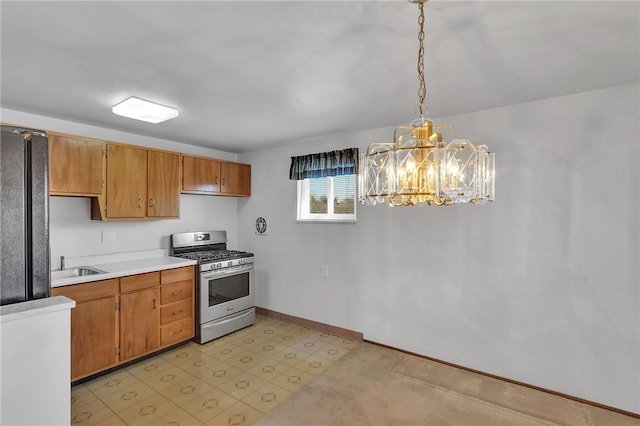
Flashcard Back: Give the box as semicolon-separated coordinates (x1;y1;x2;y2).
359;0;495;207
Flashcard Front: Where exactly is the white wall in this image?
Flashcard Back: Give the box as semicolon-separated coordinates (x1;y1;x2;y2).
237;83;640;413
1;108;242;259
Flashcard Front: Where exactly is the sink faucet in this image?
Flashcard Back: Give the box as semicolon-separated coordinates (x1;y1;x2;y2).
60;256;65;271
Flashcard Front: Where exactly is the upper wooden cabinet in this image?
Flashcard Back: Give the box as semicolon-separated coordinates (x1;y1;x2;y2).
48;133;105;196
92;144;180;220
148;150;180;218
221;162;251;196
182;155;220;194
181;154;251;196
105;144;148;218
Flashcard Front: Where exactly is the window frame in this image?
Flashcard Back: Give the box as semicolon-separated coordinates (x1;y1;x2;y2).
296;175;357;223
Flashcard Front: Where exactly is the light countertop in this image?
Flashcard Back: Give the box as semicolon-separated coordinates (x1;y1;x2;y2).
51;256;197;288
0;296;76;323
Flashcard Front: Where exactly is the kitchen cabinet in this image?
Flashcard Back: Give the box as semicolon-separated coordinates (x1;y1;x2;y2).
221;161;251;195
104;144;148;218
48;133;105;196
119;272;160;361
92;144;180;220
52;265;195;382
148;150;180;217
181;154;251;196
159;266;195;346
51;279;118;381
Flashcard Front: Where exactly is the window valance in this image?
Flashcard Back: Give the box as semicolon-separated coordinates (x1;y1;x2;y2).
289;148;359;180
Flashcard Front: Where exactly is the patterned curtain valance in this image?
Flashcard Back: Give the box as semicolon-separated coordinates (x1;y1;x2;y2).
289;148;359;180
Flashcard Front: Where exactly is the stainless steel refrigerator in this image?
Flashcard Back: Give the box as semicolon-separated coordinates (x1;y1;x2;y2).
0;125;50;305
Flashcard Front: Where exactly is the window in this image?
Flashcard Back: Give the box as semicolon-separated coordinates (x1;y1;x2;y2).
289;147;358;222
297;174;357;222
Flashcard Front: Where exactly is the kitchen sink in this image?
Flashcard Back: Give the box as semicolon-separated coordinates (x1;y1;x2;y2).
51;266;106;281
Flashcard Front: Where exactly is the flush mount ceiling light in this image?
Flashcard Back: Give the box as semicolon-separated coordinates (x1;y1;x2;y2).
359;0;495;206
112;97;179;124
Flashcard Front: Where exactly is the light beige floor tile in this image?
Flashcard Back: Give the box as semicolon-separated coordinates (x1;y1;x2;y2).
248;326;284;339
71;384;99;410
182;388;240;423
163;375;215;407
115;394;178;425
269;367;316;393
161;346;203;365
146;408;205;426
126;357;173;380
203;343;244;361
99;380;158;413
206;401;264;426
194;361;245;387
305;331;340;345
85;369;142;399
225;350;269;371
171;351;219;372
217;372;268;400
140;365;193;392
267;347;312;367
71;398;116;425
289;338;327;354
250;341;289;358
92;414;128;426
229;333;268;350
313;342;348;361
242;382;292;414
294;354;331;375
246;359;290;382
333;337;360;351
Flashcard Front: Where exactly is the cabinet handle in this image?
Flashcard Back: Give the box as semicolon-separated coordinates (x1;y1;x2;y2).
215;177;218;184
171;290;183;296
137;198;143;208
149;198;155;208
222;177;225;185
172;329;183;335
171;310;183;316
152;299;156;309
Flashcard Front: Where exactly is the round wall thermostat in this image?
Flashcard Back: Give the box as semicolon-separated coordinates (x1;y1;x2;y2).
255;217;268;235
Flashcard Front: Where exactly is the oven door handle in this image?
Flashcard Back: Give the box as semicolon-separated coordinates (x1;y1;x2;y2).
202;264;253;280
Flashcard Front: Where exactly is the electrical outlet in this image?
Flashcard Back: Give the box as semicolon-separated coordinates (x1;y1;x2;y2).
321;265;329;277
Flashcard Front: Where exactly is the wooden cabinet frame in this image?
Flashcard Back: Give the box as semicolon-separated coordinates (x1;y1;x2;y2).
181;154;251;196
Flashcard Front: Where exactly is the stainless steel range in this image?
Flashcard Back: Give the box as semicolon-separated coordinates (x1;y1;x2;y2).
170;230;254;344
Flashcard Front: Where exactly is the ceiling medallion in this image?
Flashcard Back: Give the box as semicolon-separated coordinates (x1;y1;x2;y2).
359;0;495;207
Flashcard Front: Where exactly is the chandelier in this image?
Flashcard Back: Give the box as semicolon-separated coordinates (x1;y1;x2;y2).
359;0;495;206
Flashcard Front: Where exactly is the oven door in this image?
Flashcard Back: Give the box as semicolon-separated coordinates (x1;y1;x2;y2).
200;263;254;324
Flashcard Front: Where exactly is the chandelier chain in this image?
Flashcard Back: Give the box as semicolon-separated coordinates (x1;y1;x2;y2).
417;1;426;115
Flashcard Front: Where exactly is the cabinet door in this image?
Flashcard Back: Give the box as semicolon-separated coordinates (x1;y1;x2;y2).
120;287;160;361
51;279;118;381
221;162;251;196
106;144;147;218
182;155;220;194
148;150;180;217
49;134;104;196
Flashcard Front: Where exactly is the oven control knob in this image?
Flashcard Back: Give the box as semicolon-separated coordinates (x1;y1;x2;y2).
228;261;233;267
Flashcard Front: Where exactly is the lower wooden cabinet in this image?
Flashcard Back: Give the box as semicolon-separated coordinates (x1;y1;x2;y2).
51;279;118;382
53;265;195;381
120;272;160;362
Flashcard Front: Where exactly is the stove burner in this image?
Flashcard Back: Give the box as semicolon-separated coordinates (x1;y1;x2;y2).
174;249;249;263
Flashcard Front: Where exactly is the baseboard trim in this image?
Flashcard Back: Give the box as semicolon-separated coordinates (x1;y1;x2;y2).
255;307;363;342
366;339;640;420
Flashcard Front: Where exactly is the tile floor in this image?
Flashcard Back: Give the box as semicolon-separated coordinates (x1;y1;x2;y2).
71;315;359;425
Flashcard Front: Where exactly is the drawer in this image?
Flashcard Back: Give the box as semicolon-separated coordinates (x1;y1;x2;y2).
160;299;193;325
161;266;194;285
161;317;193;346
161;281;192;304
51;278;117;303
120;271;160;293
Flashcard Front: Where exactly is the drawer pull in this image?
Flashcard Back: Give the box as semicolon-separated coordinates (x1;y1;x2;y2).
172;329;183;335
171;290;183;296
171;310;183;316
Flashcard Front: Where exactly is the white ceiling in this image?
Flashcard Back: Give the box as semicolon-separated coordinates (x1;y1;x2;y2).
1;1;638;153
